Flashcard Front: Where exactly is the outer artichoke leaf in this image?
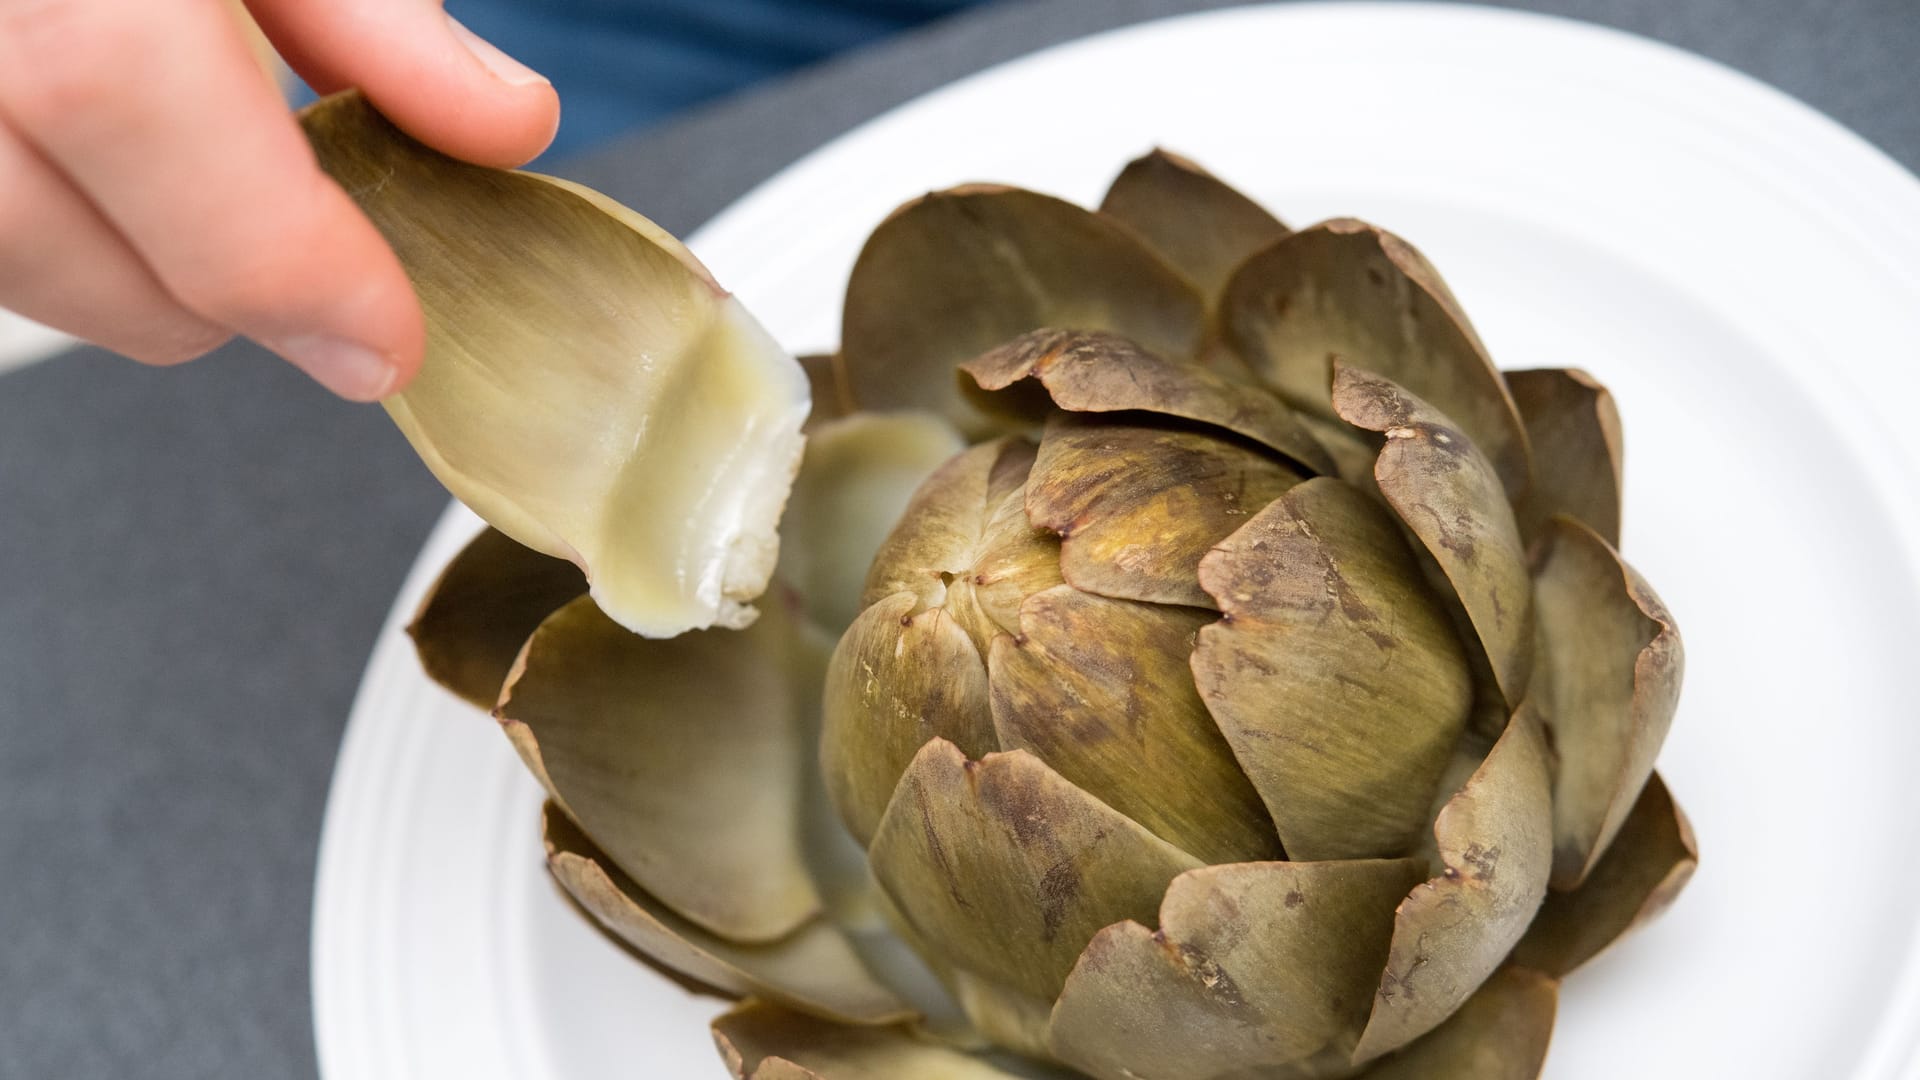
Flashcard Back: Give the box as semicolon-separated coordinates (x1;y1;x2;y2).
868;739;1204;1010
840;184;1206;435
543;806;912;1025
821;593;997;847
714;999;1030;1079
1047;858;1426;1080
1505;368;1624;547
1356;966;1558;1080
1098;148;1291;303
1532;516;1684;890
1332;365;1536;707
1352;706;1553;1064
1025;415;1305;609
1192;477;1473;861
1513;771;1696;976
962;328;1334;474
801;354;857;431
1219;218;1531;497
780;412;966;633
498;595;818;943
301;92;808;638
987;585;1282;865
406;526;585;710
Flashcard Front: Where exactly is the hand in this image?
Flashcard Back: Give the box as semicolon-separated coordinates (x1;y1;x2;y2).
0;0;560;400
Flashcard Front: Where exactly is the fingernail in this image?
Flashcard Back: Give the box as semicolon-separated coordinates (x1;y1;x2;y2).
275;335;398;402
447;15;549;87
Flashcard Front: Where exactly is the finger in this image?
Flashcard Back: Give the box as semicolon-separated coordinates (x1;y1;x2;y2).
0;0;425;401
251;0;560;168
0;116;228;366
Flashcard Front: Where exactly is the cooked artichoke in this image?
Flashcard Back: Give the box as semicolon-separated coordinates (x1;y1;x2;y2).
304;96;1693;1079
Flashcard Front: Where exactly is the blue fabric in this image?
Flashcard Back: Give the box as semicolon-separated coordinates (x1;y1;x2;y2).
443;0;983;157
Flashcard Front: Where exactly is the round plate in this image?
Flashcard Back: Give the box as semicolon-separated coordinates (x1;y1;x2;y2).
312;4;1920;1077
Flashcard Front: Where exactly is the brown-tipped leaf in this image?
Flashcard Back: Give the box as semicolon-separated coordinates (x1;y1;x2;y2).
1506;368;1624;547
1099;149;1290;301
407;526;585;709
1357;967;1558;1080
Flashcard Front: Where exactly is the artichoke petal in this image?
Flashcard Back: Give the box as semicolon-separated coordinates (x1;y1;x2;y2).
1047;858;1427;1080
1355;967;1558;1080
543;806;912;1026
1024;415;1304;609
1352;706;1553;1063
840;185;1206;435
1513;771;1696;976
1098;148;1291;303
780;412;966;633
1532;516;1684;890
499;596;819;943
406;526;585;710
800;354;858;432
1219;219;1531;496
302;92;808;638
962;328;1334;474
1506;368;1624;547
1333;365;1536;706
867;739;1204;1012
821;593;997;847
713;999;1028;1079
1192;477;1474;861
987;585;1282;865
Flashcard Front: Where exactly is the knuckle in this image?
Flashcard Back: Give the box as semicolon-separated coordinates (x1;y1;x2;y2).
0;3;132;128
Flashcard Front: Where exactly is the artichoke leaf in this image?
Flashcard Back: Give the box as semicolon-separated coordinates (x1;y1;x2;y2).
543;807;912;1026
406;526;585;710
868;739;1204;1010
1047;858;1426;1080
499;595;818;943
1099;148;1291;302
962;328;1334;474
1192;477;1473;861
713;999;1032;1079
1352;706;1553;1063
987;585;1282;865
841;184;1205;435
1506;368;1624;547
1513;771;1696;976
1333;365;1536;707
300;92;808;638
1355;966;1558;1080
1531;516;1684;890
1219;219;1531;496
800;354;858;431
1025;415;1304;609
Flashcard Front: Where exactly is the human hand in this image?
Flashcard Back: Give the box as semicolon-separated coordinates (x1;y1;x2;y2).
0;0;560;400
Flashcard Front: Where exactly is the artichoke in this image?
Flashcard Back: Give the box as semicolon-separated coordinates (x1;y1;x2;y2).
303;96;1695;1079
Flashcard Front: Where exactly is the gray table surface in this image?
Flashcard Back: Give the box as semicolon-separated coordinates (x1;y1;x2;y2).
1;0;1914;1076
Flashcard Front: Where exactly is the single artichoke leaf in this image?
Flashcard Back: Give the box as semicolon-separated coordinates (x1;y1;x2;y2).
780;412;966;633
961;328;1334;474
868;739;1204;1009
821;593;997;847
987;585;1282;865
1356;966;1558;1080
713;999;1032;1079
1513;771;1696;976
1192;477;1474;861
840;184;1206;435
1025;414;1305;609
1532;516;1683;890
499;595;818;943
1506;368;1624;547
801;354;858;432
300;92;807;638
1047;857;1427;1080
1219;218;1531;497
543;805;911;1026
406;526;585;709
1352;705;1553;1064
1098;148;1291;303
1333;365;1536;706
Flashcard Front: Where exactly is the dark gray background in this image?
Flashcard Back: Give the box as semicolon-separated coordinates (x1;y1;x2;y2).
1;1;1914;1076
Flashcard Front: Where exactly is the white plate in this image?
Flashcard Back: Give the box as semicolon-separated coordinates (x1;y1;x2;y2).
312;4;1920;1077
